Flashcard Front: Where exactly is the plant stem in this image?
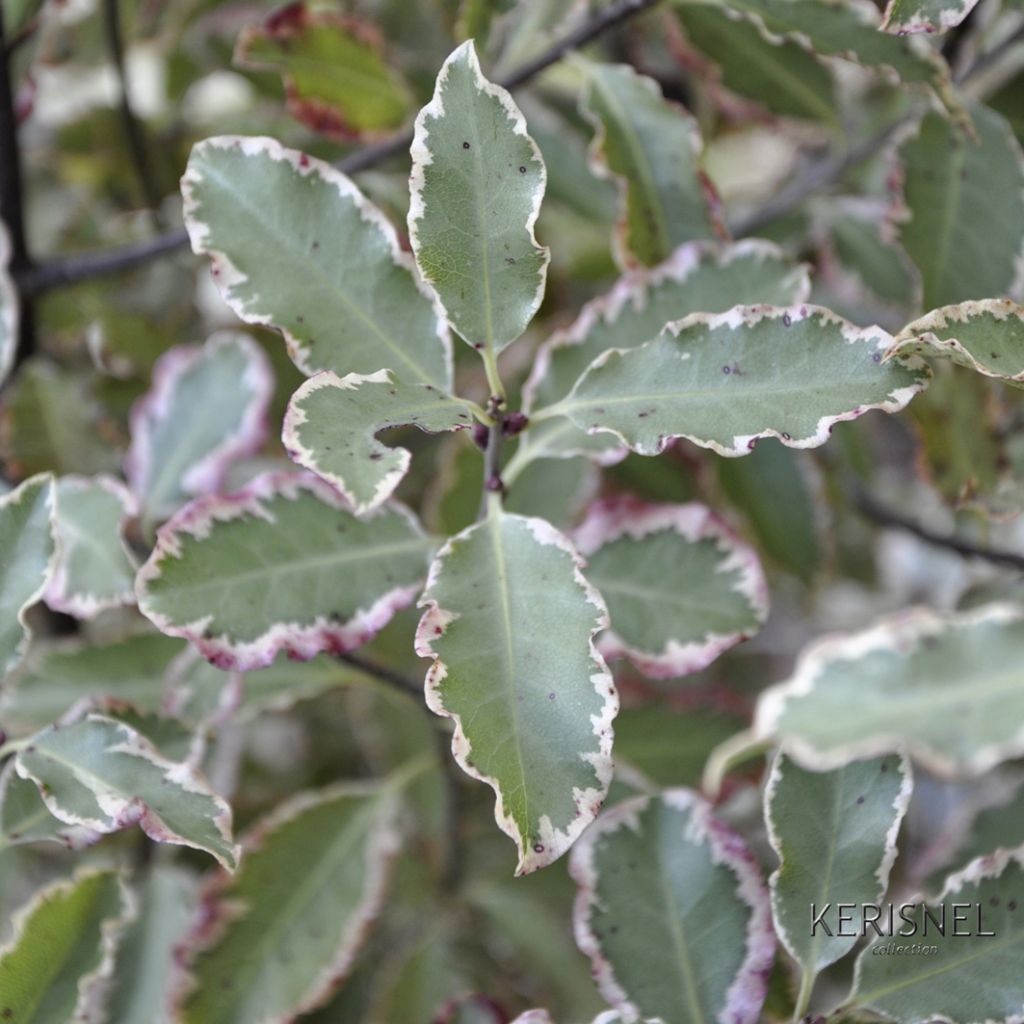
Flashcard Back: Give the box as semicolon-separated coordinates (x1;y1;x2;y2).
792;967;816;1023
337;651;421;696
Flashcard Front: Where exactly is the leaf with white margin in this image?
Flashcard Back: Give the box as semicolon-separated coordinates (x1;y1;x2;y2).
283;369;475;515
0;760;101;850
543;305;927;458
577;60;722;268
177;782;402;1024
0;473;57;676
182;136;452;388
409;40;549;354
137;472;432;672
753;603;1024;776
45;475;137;618
897;104;1024;312
846;849;1024;1022
573;497;768;679
570;789;775;1024
519;240;810;464
0;224;16;390
416;507;617;875
127;332;273;527
0;869;132;1024
765;752;912;985
886;299;1024;387
14;713;239;868
882;0;979;34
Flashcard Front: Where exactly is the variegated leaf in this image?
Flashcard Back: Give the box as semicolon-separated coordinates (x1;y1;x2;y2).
882;0;979;34
137;472;431;671
0;225;16;390
177;783;401;1024
753;603;1024;776
416;507;617;874
574;497;768;678
765;752;912;986
234;3;412;138
847;850;1024;1022
0;761;100;850
283;369;475;515
409;40;549;355
0;870;132;1023
570;789;775;1024
577;60;721;268
897;104;1024;311
45;475;137;618
540;305;927;458
886;299;1024;387
182;136;452;388
518;240;810;465
14;713;239;868
127;332;273;528
0;474;57;676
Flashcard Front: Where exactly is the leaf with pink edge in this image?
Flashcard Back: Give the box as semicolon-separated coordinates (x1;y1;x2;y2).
137;472;432;671
574;497;768;678
570;789;775;1024
881;0;979;34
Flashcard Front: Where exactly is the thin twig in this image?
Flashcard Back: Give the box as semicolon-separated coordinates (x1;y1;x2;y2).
955;21;1024;85
103;0;164;223
337;651;422;696
854;489;1024;572
15;0;663;296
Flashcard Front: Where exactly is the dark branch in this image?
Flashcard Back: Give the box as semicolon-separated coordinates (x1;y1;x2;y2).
854;489;1024;573
337;651;422;696
15;0;663;296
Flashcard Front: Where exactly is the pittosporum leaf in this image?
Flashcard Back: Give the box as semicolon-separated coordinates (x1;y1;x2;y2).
0;760;101;850
881;0;980;35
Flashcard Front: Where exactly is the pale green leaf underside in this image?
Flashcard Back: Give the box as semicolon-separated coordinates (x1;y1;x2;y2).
416;508;616;874
521;240;810;463
766;753;911;975
887;299;1024;386
284;369;474;514
755;604;1024;775
576;498;767;679
0;870;128;1024
181;785;399;1024
409;40;548;353
849;851;1024;1023
899;103;1024;311
182;136;451;388
0;474;56;676
15;714;238;867
127;332;272;526
47;475;136;618
551;305;927;457
235;7;411;137
578;60;719;268
0;225;16;390
137;473;432;671
570;790;774;1024
882;0;979;34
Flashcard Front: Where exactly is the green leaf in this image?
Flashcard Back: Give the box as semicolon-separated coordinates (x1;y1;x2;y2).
0;870;131;1023
416;507;616;874
127;332;273;527
45;474;137;618
0;225;16;390
0;474;57;676
283;369;475;515
765;752;912;981
882;0;979;34
570;789;775;1024
178;783;401;1024
15;713;239;868
847;850;1024;1022
0;761;100;850
887;299;1024;387
409;40;549;354
577;60;721;268
235;3;412;138
672;4;838;123
753;603;1024;775
137;472;432;671
182;136;451;388
520;240;811;464
897;104;1024;311
545;305;927;458
574;497;768;678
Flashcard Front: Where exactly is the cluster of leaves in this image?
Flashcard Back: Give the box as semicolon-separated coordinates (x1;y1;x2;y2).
1;0;1023;1021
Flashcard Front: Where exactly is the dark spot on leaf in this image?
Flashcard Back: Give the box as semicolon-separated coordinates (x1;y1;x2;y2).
1010;900;1018;911
463;141;470;149
781;432;791;441
880;763;888;772
519;166;526;173
856;795;865;805
533;842;544;853
872;352;882;363
548;692;556;700
722;365;731;375
369;453;383;461
782;313;792;326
